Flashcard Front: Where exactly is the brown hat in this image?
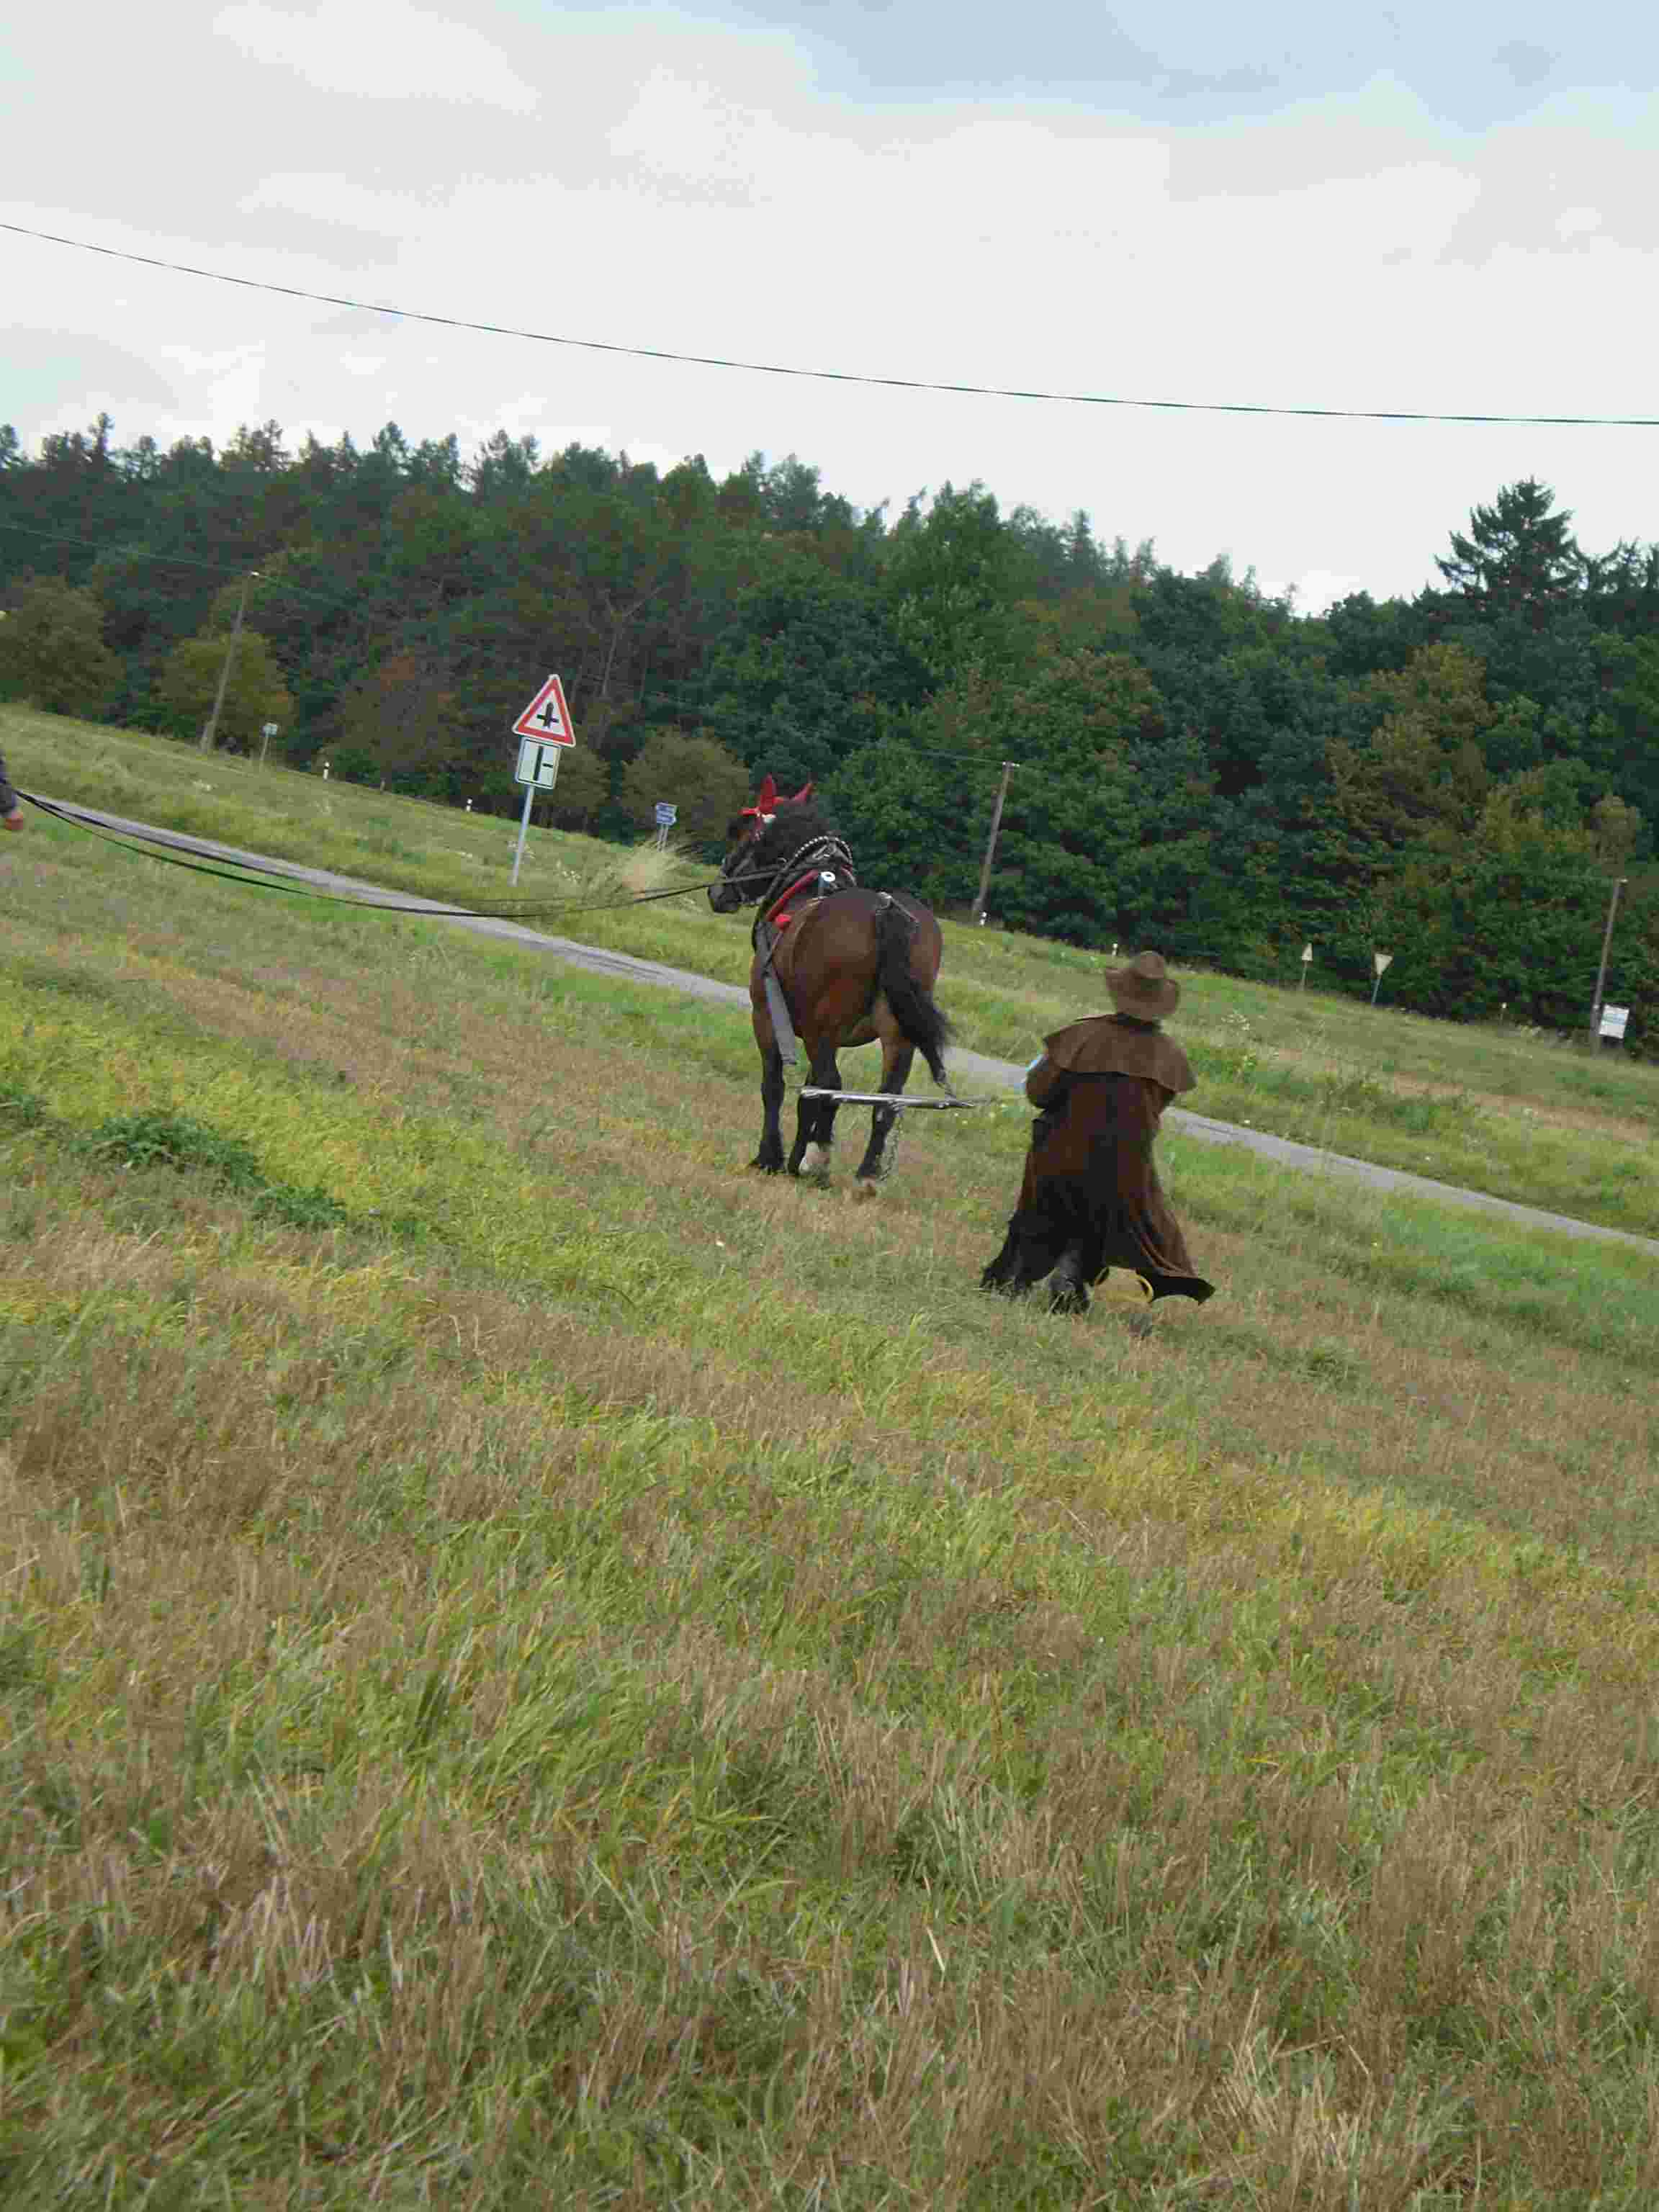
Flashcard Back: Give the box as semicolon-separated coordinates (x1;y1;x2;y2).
1106;950;1179;1019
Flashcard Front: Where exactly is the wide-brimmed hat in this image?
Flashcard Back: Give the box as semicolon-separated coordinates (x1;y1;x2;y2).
1106;950;1179;1018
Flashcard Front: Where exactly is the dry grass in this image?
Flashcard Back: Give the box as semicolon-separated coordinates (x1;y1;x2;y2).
3;715;1659;2203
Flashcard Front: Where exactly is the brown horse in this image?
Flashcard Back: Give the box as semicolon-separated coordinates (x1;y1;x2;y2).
709;778;951;1188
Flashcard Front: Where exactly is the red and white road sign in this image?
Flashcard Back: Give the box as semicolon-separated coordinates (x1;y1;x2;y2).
511;673;575;745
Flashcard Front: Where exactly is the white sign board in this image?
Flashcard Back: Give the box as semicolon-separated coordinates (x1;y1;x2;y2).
516;737;562;788
1300;943;1313;964
261;721;279;738
655;801;677;827
511;673;575;745
1600;1003;1630;1041
1372;950;1394;976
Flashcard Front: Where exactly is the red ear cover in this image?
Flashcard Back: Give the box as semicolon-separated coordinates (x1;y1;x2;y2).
753;774;778;812
790;781;814;803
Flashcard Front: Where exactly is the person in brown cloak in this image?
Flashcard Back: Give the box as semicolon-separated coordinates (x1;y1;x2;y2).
979;950;1215;1315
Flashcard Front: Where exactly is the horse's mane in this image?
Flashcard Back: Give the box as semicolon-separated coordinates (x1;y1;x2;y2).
746;798;842;875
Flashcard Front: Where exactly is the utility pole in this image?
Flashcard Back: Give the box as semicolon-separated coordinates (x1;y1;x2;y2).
1587;876;1627;1048
199;570;258;752
971;760;1016;927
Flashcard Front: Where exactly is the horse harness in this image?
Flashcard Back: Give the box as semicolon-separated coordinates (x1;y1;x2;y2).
747;832;858;1066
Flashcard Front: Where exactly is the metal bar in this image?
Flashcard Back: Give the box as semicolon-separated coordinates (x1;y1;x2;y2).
799;1087;997;1110
510;770;536;885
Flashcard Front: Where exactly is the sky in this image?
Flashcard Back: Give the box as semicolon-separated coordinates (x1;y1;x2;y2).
4;1;1655;611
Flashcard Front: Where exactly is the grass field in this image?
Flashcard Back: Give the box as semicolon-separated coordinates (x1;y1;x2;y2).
4;705;1658;1242
5;711;1659;2203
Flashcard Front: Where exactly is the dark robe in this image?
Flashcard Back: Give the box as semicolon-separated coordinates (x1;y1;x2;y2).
0;748;17;818
980;1012;1214;1307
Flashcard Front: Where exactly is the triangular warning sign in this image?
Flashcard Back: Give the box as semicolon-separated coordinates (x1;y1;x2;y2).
511;673;575;745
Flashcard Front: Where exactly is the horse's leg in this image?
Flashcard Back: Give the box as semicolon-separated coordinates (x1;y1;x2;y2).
853;1039;913;1191
790;1040;841;1178
752;1042;786;1173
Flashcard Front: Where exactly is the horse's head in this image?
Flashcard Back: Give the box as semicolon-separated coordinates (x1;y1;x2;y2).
708;774;815;912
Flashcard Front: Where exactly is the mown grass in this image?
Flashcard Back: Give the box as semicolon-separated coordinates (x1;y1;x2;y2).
6;703;1658;1241
4;778;1659;2204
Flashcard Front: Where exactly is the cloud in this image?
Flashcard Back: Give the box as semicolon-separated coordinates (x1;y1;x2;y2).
1285;569;1372;615
238;172;427;248
2;331;177;428
1492;40;1555;91
212;1;536;112
7;4;1659;608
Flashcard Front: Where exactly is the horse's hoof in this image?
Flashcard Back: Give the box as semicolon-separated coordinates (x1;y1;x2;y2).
850;1177;879;1202
750;1156;783;1174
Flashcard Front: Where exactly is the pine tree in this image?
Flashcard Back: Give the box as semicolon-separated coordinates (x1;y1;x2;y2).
1436;479;1584;628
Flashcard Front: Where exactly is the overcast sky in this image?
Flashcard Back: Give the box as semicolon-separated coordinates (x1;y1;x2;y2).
4;1;1655;611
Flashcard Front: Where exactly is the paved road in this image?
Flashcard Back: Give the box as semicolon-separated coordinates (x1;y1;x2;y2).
40;794;1659;1262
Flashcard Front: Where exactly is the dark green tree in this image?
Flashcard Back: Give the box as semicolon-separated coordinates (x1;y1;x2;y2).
703;567;927;788
1435;479;1585;629
0;577;121;716
155;629;293;750
617;729;751;853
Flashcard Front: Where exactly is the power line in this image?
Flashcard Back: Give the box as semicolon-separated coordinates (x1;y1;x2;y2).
0;518;343;602
7;219;1658;431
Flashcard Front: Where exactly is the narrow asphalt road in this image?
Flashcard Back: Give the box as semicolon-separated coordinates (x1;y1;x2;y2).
37;794;1659;1263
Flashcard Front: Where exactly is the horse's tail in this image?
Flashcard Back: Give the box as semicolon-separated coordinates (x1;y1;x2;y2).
873;894;952;1087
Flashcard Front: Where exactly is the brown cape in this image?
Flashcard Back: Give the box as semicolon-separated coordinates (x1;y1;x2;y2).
1031;1014;1195;1100
1010;1014;1212;1302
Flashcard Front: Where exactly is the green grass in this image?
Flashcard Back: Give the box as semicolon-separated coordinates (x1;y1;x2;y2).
4;747;1659;2203
7;703;1658;1244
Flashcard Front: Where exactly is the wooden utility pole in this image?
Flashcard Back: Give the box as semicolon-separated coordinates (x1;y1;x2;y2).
1587;876;1627;1048
971;760;1016;927
199;571;258;752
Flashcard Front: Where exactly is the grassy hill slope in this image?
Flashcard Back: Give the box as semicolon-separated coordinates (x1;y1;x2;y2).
3;739;1659;2203
6;705;1659;1241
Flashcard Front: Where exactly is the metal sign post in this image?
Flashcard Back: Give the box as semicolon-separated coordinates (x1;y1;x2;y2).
511;737;561;886
259;720;279;767
1370;950;1394;1007
1299;943;1313;992
654;800;677;852
508;675;577;887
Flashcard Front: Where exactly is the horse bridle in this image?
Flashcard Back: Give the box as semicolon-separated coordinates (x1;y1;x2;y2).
721;828;857;913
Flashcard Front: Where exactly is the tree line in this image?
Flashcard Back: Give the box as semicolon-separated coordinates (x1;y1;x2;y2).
1;412;1655;1048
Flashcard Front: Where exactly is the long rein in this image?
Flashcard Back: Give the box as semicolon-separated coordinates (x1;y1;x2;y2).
24;791;1004;1115
20;791;785;921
